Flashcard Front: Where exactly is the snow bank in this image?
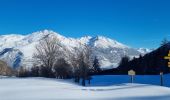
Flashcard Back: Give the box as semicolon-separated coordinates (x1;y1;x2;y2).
0;75;170;100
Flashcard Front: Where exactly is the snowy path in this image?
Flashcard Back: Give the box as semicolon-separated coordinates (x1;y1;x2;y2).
0;76;170;100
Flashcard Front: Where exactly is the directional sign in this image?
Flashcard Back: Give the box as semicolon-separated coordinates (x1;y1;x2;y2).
164;50;170;67
128;70;135;75
160;72;163;75
128;70;135;83
164;56;170;60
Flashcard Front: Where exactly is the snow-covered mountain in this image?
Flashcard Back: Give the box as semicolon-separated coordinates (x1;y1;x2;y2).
0;30;151;69
137;48;152;54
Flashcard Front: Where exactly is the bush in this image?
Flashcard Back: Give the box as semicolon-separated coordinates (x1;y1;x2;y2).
31;66;40;77
0;60;14;76
39;65;55;78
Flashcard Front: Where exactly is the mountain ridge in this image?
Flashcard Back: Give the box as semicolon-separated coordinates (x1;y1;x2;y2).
0;30;152;69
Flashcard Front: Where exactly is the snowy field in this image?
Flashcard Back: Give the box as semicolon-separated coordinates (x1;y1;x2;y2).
0;75;170;100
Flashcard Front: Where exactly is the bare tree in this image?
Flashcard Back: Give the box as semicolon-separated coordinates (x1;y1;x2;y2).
53;58;73;79
68;46;82;83
74;44;93;86
161;38;169;46
33;36;61;77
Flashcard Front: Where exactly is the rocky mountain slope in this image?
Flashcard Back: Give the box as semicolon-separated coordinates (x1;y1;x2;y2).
0;30;151;69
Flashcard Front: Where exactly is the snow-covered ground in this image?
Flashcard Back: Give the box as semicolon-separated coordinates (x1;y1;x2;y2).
0;75;170;100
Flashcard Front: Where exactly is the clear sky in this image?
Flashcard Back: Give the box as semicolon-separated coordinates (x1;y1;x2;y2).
0;0;170;49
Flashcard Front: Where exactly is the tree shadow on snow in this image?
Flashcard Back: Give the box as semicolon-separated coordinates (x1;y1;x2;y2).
82;83;150;91
110;95;170;100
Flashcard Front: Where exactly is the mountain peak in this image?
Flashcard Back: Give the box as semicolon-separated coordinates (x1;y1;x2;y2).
88;35;128;49
31;29;59;37
137;48;152;54
23;29;65;43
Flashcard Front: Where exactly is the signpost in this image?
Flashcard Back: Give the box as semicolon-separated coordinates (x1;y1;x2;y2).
162;50;170;86
164;50;170;67
128;70;135;83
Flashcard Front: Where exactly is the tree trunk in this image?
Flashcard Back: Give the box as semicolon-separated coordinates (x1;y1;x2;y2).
88;79;90;85
82;78;85;86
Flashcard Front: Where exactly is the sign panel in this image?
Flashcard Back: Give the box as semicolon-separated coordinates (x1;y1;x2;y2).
128;70;135;75
164;50;170;67
160;72;163;75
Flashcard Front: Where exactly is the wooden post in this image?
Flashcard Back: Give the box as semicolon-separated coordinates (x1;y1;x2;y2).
160;72;163;86
130;75;134;83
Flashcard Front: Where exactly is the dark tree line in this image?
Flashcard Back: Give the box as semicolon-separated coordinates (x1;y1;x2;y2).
98;39;170;75
117;41;170;75
16;58;73;78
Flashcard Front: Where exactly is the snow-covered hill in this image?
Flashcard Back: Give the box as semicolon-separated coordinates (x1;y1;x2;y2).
0;30;151;69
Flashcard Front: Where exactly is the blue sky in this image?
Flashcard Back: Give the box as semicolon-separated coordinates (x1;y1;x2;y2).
0;0;170;48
